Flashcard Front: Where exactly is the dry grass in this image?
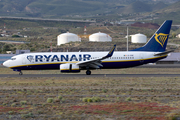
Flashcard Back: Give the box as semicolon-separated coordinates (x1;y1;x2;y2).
0;68;180;119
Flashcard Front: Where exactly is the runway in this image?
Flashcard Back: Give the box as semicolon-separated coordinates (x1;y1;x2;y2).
1;74;180;77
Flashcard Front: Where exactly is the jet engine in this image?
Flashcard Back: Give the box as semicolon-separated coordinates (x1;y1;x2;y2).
60;64;80;73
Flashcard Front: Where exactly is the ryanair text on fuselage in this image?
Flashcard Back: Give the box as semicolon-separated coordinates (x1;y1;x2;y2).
30;54;92;62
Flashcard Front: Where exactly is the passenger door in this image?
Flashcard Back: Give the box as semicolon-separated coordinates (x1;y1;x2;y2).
22;55;26;64
22;55;35;64
139;53;144;63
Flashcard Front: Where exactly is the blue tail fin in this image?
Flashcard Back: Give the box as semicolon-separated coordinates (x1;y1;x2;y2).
131;20;172;52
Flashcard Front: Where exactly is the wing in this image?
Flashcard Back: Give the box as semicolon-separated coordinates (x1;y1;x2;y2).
76;44;116;69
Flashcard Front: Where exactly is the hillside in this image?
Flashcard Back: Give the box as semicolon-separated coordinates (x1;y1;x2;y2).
0;0;105;17
153;0;180;24
117;1;168;14
1;0;180;24
158;0;180;14
0;0;175;18
120;1;152;14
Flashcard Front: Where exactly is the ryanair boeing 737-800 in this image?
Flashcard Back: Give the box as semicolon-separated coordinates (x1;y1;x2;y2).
3;20;173;75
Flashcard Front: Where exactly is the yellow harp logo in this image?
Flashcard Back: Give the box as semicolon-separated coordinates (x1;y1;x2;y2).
155;33;168;47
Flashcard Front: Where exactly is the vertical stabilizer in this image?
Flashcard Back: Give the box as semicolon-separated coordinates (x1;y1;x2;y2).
131;20;172;52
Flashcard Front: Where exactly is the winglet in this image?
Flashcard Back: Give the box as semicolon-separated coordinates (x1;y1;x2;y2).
103;44;116;59
76;44;116;67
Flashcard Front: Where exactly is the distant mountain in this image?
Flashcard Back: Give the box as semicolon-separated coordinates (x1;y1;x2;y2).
0;0;108;17
120;1;152;14
82;0;178;4
117;1;168;14
158;0;180;14
0;0;177;18
153;0;180;23
152;1;168;11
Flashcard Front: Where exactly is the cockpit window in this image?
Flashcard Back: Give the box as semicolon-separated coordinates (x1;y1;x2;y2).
11;58;16;60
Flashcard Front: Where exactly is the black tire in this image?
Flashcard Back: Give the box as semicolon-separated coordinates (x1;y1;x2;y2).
19;72;23;75
86;70;91;75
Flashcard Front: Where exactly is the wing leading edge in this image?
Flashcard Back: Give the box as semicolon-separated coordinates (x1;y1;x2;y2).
76;44;116;69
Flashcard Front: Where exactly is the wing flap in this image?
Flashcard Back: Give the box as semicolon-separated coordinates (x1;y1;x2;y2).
89;64;100;69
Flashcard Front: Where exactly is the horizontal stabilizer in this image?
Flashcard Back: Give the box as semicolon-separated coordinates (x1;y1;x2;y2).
154;50;175;56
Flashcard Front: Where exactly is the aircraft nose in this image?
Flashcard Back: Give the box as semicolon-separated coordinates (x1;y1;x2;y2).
2;61;9;67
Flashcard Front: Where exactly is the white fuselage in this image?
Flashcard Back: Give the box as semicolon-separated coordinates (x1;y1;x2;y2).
3;51;166;70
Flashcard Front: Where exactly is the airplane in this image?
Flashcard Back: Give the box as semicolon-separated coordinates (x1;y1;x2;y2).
3;20;173;75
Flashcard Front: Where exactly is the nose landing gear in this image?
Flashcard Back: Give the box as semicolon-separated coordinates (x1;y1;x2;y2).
13;69;23;75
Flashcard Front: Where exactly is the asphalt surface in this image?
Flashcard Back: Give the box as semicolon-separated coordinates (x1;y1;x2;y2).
136;64;180;68
1;64;180;68
1;74;180;77
1;64;180;77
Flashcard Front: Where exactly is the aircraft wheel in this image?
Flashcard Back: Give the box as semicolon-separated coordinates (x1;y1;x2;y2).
19;72;23;75
86;70;91;75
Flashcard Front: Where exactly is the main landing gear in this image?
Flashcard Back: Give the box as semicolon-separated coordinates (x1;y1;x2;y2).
86;70;91;75
19;71;23;75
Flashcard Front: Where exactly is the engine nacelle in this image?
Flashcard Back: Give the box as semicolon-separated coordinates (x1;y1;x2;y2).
60;64;80;73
